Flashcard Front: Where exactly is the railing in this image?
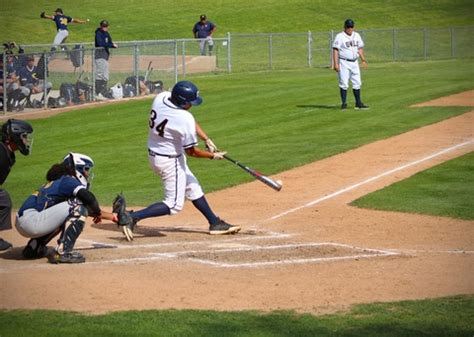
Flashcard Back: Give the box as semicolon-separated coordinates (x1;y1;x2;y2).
2;26;472;114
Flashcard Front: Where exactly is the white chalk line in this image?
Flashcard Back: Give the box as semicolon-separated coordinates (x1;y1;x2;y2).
268;140;474;221
76;229;291;250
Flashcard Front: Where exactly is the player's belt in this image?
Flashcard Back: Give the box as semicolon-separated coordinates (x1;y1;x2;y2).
148;149;182;158
339;58;357;62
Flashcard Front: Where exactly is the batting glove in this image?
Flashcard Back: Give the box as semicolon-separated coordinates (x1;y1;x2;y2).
212;151;227;160
205;138;218;153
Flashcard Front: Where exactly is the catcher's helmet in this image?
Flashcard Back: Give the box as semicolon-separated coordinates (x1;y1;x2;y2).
64;152;95;187
344;19;355;28
1;119;34;156
171;81;202;108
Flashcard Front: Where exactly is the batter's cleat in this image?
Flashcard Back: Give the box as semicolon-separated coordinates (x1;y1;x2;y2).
209;219;241;235
122;216;137;242
0;238;12;251
51;251;85;264
22;239;48;259
341;103;348;110
355;104;369;110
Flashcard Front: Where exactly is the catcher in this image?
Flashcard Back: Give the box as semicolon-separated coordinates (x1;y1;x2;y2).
40;8;88;52
15;152;129;264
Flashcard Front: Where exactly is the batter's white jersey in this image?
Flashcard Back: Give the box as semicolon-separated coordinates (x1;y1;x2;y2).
332;31;364;61
146;91;204;214
148;91;198;156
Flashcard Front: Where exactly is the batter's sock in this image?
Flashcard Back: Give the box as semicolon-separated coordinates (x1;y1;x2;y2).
192;196;219;225
340;88;347;105
131;202;170;221
353;89;362;106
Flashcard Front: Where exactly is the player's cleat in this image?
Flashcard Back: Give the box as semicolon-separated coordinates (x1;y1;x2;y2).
0;238;12;251
209;219;241;235
355;104;369;110
341;103;347;110
51;251;85;264
122;216;137;242
22;239;48;259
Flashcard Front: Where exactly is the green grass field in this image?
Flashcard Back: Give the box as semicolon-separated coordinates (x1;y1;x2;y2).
0;296;473;337
2;0;473;43
351;151;474;220
4;58;473;207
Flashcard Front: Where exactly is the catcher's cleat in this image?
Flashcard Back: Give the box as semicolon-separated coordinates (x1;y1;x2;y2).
209;219;241;235
22;239;48;259
122;216;137;242
51;251;85;264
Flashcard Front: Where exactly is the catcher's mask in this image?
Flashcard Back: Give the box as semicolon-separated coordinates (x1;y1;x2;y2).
64;152;95;187
1;119;34;156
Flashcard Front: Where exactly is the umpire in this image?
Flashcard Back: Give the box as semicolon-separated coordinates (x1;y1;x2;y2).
0;119;33;250
94;20;117;99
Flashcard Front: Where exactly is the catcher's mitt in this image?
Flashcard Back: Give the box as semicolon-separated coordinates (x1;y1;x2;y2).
40;11;46;18
112;193;136;242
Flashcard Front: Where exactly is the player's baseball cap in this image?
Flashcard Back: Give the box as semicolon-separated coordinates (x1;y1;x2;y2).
344;19;355;28
55;8;63;14
200;15;207;21
100;20;109;27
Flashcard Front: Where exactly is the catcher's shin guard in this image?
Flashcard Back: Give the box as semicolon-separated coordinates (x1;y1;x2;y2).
57;204;88;253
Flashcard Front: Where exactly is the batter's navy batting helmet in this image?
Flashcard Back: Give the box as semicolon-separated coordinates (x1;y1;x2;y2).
1;119;34;156
344;19;355;28
171;81;203;108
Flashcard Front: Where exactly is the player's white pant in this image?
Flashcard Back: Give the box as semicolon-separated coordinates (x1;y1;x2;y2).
148;154;204;215
199;37;214;56
53;29;69;48
95;58;109;81
337;59;362;90
15;201;71;238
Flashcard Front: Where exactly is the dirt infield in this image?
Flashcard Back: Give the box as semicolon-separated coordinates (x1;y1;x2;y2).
0;94;473;314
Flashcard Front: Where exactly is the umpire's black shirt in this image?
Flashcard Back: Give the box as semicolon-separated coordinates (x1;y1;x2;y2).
0;142;15;185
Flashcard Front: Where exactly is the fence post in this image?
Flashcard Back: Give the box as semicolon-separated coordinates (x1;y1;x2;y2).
269;34;273;70
182;40;186;78
450;27;456;58
2;53;6;114
134;44;139;95
423;28;427;60
227;32;232;73
308;31;313;67
92;48;96;100
392;29;397;61
174;40;178;83
43;53;48;109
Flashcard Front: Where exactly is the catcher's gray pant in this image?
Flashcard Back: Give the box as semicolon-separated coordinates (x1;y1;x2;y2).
0;189;12;231
53;29;69;48
15;201;72;238
95;58;109;81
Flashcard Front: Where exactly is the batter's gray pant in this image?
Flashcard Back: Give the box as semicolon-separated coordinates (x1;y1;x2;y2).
0;189;12;231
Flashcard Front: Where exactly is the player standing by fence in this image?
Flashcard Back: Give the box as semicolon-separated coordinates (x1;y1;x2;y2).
193;15;216;56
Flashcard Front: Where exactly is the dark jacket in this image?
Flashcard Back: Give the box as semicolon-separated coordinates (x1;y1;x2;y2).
95;28;115;60
0;142;15;185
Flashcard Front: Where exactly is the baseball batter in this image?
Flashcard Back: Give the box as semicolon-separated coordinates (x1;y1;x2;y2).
118;81;240;241
40;8;88;52
332;19;369;110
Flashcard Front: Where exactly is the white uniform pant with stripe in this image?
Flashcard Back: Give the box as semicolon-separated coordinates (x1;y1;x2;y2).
15;201;71;238
337;59;362;90
149;154;204;215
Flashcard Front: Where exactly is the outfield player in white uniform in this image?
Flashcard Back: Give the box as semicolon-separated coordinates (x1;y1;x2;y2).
119;81;240;240
332;19;369;110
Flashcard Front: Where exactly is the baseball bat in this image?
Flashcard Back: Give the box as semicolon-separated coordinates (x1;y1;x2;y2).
224;155;282;192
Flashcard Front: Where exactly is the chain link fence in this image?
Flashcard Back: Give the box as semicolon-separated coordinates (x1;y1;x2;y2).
2;26;472;114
